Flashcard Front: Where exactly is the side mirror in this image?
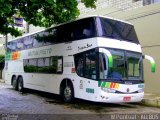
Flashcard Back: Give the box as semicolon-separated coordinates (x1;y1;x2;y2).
143;55;156;73
99;48;113;68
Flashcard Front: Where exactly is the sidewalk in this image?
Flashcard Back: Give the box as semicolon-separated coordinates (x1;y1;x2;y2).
141;93;160;108
0;79;159;107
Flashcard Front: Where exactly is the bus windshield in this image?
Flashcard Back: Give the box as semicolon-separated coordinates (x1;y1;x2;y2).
99;48;143;81
99;17;139;44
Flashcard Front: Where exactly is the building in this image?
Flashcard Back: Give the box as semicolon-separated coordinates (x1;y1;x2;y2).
78;0;160;17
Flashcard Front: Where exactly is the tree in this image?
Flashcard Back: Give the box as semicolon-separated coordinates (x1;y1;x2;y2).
0;55;5;78
0;0;97;37
0;55;5;70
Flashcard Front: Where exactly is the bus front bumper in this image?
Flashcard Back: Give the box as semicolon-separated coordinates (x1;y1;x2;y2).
96;92;144;103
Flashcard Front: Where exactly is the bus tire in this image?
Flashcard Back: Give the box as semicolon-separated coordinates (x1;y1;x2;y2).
17;77;24;92
12;76;18;90
62;81;74;103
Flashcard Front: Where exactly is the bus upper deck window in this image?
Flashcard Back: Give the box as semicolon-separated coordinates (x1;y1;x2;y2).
83;29;91;37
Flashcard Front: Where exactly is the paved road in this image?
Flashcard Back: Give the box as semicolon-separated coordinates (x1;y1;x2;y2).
0;83;160;120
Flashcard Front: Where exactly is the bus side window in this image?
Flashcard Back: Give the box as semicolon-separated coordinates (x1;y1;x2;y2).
83;29;91;37
57;57;63;73
50;56;58;73
84;51;96;79
50;56;63;74
75;49;97;79
77;59;84;76
75;53;84;77
73;17;95;40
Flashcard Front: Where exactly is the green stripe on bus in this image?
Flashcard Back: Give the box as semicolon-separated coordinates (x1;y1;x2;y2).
108;55;113;68
151;62;156;73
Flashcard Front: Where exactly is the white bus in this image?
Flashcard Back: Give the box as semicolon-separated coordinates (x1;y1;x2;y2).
4;16;155;103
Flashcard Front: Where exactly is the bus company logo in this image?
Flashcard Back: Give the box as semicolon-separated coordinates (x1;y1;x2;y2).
126;88;130;93
28;48;52;57
78;43;92;51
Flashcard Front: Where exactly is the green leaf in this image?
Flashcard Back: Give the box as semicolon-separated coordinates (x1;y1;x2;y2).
0;0;96;37
47;0;54;4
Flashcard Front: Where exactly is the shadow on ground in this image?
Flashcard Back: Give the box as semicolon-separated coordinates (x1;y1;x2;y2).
8;88;139;113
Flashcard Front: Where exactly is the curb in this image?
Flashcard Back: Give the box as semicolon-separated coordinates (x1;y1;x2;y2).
141;98;160;108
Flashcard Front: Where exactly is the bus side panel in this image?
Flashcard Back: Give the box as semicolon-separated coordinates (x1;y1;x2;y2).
4;60;24;85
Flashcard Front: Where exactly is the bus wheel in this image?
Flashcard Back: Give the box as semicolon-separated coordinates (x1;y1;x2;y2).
18;77;24;92
62;82;74;103
12;76;18;90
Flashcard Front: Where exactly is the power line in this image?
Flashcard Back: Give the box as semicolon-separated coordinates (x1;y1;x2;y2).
126;10;160;21
142;44;160;48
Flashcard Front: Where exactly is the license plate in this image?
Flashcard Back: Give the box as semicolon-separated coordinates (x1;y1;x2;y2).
123;96;131;102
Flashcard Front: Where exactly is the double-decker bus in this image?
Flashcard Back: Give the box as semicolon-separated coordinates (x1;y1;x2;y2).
4;16;155;103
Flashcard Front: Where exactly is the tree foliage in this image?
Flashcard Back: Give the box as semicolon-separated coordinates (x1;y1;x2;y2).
0;0;97;37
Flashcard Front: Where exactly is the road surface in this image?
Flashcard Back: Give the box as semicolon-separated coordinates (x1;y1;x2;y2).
0;83;160;120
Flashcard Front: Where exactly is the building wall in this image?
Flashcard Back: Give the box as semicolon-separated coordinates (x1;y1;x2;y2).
78;0;143;18
0;46;5;55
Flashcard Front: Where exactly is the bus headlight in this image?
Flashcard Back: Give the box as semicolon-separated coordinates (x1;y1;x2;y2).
101;87;116;93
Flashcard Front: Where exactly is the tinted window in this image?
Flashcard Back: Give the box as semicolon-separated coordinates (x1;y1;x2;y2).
34;28;57;45
84;51;96;79
7;41;17;52
57;25;72;42
24;56;63;74
99;48;143;81
33;32;44;47
7;17;97;52
99;17;139;44
16;39;24;50
23;36;33;49
75;49;97;80
72;18;96;40
56;17;96;42
126;52;142;79
108;49;126;80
